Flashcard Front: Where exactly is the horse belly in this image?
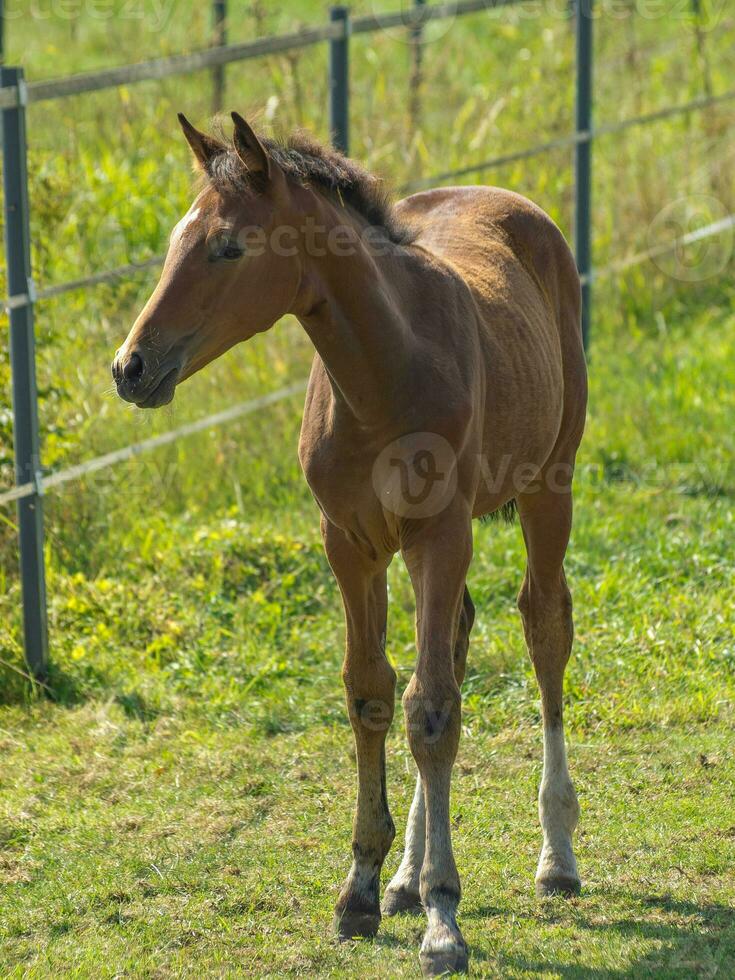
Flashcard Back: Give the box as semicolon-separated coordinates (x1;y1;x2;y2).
473;355;565;515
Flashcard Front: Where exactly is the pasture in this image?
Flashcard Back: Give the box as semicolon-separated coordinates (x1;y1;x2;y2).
1;1;734;976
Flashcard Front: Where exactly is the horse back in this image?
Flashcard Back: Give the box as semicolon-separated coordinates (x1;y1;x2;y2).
396;185;587;458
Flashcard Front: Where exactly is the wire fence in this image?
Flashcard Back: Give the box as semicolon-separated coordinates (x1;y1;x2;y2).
7;83;734;311
1;0;734;675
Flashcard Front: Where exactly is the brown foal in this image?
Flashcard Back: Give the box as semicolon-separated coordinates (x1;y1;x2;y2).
113;113;587;977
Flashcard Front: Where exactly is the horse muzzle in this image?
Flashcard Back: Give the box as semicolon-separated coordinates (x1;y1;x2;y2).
111;348;180;408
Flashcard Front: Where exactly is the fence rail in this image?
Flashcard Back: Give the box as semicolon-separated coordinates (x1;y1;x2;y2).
2;0;732;675
0;382;309;508
0;0;515;111
5;86;733;312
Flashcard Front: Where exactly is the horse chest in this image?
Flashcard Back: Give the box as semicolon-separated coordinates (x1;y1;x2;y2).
299;435;382;528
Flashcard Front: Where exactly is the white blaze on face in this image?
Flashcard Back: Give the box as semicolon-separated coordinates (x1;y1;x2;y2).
170;199;204;248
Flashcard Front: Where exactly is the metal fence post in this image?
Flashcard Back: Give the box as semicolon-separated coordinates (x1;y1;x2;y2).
410;0;426;128
574;0;593;350
1;67;49;679
329;6;349;154
212;0;226;114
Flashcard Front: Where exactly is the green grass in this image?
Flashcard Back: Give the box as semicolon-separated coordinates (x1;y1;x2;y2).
1;295;734;976
1;717;733;977
1;2;735;976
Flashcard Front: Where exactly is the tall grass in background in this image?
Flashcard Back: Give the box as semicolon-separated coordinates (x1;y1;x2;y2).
0;1;733;574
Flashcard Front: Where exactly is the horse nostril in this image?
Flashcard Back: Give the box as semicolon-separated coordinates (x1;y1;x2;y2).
123;352;144;383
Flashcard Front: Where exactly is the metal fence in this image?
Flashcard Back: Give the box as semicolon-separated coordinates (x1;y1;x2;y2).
1;0;734;678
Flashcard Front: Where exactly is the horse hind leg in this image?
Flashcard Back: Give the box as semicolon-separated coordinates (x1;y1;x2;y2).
382;587;475;917
380;771;425;916
517;482;581;897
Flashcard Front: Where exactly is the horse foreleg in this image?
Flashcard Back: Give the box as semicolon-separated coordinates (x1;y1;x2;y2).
401;510;472;976
322;518;396;939
383;586;474;918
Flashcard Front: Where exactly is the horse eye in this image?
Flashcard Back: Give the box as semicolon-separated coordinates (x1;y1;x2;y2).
221;243;243;260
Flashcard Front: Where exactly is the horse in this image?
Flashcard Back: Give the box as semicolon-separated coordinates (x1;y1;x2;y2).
112;112;587;977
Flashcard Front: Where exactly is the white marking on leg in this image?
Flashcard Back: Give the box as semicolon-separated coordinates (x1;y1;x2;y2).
536;722;580;886
419;765;467;975
384;773;425;908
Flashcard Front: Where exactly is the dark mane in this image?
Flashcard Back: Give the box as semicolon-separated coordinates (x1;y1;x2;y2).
207;131;416;246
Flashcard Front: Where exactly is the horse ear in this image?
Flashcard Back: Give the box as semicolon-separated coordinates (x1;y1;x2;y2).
177;113;225;170
231;112;271;180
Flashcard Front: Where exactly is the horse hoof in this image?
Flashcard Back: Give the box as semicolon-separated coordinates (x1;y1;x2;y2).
419;938;469;977
535;875;581;898
381;885;423;916
419;945;469;977
333;908;381;940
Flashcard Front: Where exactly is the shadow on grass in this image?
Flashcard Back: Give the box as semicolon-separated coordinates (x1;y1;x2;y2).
0;659;158;725
338;893;733;975
469;893;734;977
0;660;87;708
0;659;108;708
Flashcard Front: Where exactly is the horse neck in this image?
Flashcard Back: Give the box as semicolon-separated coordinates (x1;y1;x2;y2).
289;192;414;424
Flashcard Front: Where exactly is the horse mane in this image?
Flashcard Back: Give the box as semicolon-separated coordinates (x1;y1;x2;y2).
206;129;416;247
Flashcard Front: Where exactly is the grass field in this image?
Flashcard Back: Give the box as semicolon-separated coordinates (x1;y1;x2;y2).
1;1;735;976
2;296;734;976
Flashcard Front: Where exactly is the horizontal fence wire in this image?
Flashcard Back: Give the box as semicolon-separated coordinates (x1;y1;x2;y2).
400;132;588;192
35;256;166;303
13;87;733;309
403;87;735;191
0;381;308;508
0;2;728;114
0;0;518;111
595;87;735;137
351;0;517;35
2;214;733;509
0;25;342;109
584;213;735;284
